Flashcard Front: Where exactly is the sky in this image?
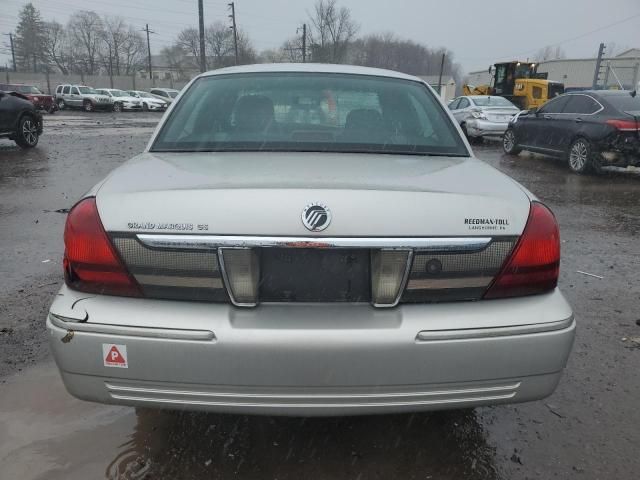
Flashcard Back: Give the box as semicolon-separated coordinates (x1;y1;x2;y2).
1;0;639;73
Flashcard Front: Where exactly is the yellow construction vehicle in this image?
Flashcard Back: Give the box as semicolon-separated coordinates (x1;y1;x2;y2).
463;61;565;110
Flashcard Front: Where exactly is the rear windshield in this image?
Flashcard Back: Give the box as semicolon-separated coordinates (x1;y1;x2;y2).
606;94;640;114
152;73;468;156
15;85;42;94
471;96;516;107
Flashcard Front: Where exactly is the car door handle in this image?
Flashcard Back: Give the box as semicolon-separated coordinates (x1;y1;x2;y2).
543;115;552;120
575;118;583;123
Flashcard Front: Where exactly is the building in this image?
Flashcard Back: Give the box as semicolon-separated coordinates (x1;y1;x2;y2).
466;48;640;91
418;75;456;101
137;55;200;83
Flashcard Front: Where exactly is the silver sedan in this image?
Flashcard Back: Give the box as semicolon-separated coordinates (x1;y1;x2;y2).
449;95;520;142
47;64;574;416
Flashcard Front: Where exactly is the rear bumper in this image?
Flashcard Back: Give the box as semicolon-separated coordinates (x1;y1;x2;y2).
47;287;575;416
467;119;510;137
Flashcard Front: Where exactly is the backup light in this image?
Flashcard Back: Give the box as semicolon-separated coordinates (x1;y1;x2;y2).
371;250;411;306
219;248;260;306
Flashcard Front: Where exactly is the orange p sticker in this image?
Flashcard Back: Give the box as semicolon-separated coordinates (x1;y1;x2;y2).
102;344;128;368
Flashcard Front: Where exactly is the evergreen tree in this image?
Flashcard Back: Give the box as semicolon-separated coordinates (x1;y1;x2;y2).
14;3;45;72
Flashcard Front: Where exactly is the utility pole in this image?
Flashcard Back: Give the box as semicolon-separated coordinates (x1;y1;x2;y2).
198;0;206;72
7;33;16;72
302;23;307;63
437;52;446;99
592;42;606;89
229;2;239;65
108;44;114;88
141;24;155;82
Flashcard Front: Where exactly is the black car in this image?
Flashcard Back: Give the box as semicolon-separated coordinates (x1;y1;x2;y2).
0;90;43;148
503;90;640;173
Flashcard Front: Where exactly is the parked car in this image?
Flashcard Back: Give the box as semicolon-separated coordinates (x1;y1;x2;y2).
448;95;520;143
503;90;640;173
54;84;112;112
149;87;180;104
126;90;168;111
48;64;574;416
0;90;43;148
95;88;142;112
0;83;56;113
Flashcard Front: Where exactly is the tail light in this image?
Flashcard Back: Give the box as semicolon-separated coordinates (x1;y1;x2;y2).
484;202;559;299
606;119;639;132
64;197;141;297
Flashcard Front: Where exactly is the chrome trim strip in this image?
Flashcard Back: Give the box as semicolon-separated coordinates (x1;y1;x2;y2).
108;393;516;408
416;316;575;341
105;381;520;399
138;235;493;252
217;247;258;308
373;250;414;308
407;276;494;290
134;274;223;289
48;314;216;341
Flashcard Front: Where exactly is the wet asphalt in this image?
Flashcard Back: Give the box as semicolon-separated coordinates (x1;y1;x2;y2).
0;111;638;480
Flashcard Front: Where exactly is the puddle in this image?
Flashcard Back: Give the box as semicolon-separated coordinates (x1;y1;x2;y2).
1;362;500;480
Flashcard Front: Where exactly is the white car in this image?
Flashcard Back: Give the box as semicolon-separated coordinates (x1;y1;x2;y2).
95;89;142;112
47;64;575;416
126;90;168;111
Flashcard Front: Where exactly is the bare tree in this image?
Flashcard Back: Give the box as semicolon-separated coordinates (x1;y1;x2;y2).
161;44;189;79
236;30;257;65
278;36;304;63
308;0;358;63
68;11;104;74
120;27;146;75
42;21;72;74
100;16;127;75
177;27;201;63
205;22;234;68
533;45;566;62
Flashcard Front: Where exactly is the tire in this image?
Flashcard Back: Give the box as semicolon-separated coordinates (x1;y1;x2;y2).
568;138;599;174
113;102;123;113
142;102;149;112
57;99;65;110
503;128;522;155
14;115;39;149
48;104;56;114
83;100;94;112
461;123;482;145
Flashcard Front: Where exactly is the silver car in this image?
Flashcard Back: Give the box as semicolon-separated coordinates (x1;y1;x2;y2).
149;87;180;104
449;95;520;142
47;64;575;416
54;84;112;112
